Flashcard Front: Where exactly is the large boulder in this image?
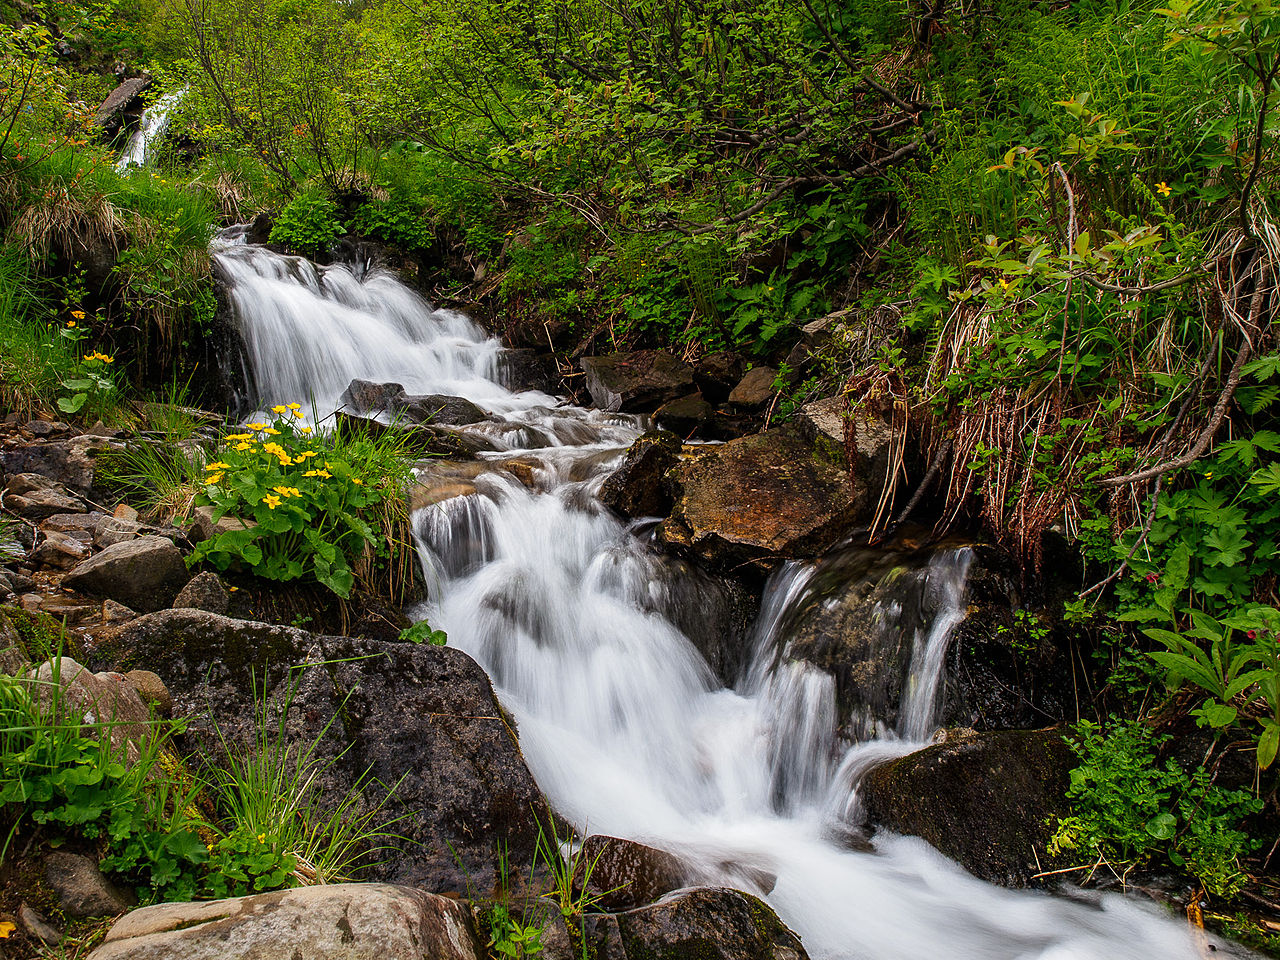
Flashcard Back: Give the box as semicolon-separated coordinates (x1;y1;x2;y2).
656;425;857;575
340;378;404;414
858;727;1074;887
794;398;897;522
94;77;151;133
97;610;545;893
63;536;191;612
392;393;491;427
580;351;695;413
598;430;682;520
85;883;482;960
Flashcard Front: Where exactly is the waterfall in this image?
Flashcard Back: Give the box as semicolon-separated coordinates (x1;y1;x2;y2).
217;240;1238;960
116;88;186;171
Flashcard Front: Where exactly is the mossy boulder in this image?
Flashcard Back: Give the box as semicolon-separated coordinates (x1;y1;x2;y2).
859;727;1074;887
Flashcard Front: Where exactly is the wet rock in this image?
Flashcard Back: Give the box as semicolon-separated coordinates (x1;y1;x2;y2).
795;398;896;516
498;348;557;394
45;852;135;918
94;76;150;132
392;393;490;427
5;474;86;520
692;352;747;404
581;351;695;413
577;837;690;911
2;436;118;492
31;530;92;570
614;887;807;960
653;393;714;438
859;727;1074;887
340;378;405;414
172;571;230;614
98;610;546;893
598;430;682;520
411;480;478;510
85;883;482;960
28;658;152;761
63;536;191;612
727;366;777;408
657;425;855;574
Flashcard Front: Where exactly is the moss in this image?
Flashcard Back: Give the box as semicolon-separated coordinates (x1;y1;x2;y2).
2;606;82;663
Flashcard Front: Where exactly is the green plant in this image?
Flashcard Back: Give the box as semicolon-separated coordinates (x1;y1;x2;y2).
1050;720;1262;897
399;620;447;645
188;409;412;597
268;190;344;256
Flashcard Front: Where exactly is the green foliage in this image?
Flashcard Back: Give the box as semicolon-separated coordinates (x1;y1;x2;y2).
1050;720;1262;897
399;620;447;646
53;318;119;417
268;190;344;256
189;410;411;598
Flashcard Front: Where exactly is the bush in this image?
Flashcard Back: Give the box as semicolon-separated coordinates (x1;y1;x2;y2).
268;190;344;256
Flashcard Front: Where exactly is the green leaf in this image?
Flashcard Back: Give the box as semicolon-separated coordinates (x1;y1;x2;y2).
1145;811;1177;840
1259;723;1280;769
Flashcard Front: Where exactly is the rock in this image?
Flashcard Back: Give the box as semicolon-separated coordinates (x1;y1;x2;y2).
172;571;229;614
63;536;191;612
18;902;61;945
5;474;86;520
580;351;695;413
98;610;545;893
858;727;1074;887
94;77;151;131
124;669;172;716
31;530;92;570
598;430;682;520
614;887;807;960
576;837;690;911
113;504;140;523
26;419;55;437
102;599;138;623
795;398;895;516
28;658;151;761
498;349;556;394
189;505;255;544
340;378;405;414
411;480;478;510
692;352;747;404
44;852;134;918
1;435;120;492
727;366;777;407
94;515;144;548
85;883;482;960
392;393;491;427
0;609;27;673
653;393;714;438
657;425;856;575
41;511;105;533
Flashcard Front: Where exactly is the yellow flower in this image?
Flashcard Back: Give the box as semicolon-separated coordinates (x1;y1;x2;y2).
300;426;313;434
206;842;215;851
351;477;363;485
246;423;269;431
87;351;114;363
0;921;14;939
234;441;254;451
257;834;266;843
264;427;281;435
205;461;230;471
273;485;301;498
297;450;317;460
206;472;224;485
225;433;253;441
289;409;302;418
66;320;77;329
262;494;281;509
287;403;301;410
304;469;331;478
1156;181;1172;197
271;405;287;415
70;309;85;320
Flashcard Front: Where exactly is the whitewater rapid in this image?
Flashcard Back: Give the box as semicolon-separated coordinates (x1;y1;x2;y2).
216;240;1243;960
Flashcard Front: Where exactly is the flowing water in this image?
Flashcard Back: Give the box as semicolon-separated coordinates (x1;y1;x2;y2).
116;88;186;171
216;240;1244;960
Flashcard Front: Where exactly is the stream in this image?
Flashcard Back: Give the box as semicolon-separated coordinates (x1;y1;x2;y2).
215;238;1242;960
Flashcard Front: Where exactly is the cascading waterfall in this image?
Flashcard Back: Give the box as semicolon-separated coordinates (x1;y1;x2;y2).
216;240;1244;960
116;87;186;171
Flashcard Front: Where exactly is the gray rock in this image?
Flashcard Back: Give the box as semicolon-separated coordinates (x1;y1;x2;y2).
339;378;405;414
497;348;555;394
576;836;690;911
580;351;695;413
28;658;152;762
31;530;92;570
189;505;255;544
727;366;777;407
97;610;546;894
391;392;490;427
94;76;150;130
172;571;229;614
598;430;682;520
94;515;144;548
611;887;807;960
124;669;172;716
5;473;86;520
86;883;482;960
63;536;191;612
653;393;713;437
45;852;135;917
19;902;62;945
42;511;106;533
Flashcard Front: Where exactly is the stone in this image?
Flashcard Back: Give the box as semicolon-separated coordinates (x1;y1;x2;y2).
392;393;491;427
692;352;746;404
598;430;682;520
86;883;482;960
26;419;55;437
28;657;152;761
113;504;140;522
97;610;546;893
124;669;172;716
63;536;191;612
653;393;714;438
858;727;1075;887
5;474;86;520
614;887;807;960
94;515;144;548
497;348;556;394
31;530;91;570
580;351;695;413
172;571;230;614
727;366;777;407
44;852;135;918
2;435;119;492
18;902;61;945
339;378;405;414
41;512;105;533
576;837;690;911
189;505;255;544
795;397;895;516
657;425;856;574
94;77;151;130
102;599;138;623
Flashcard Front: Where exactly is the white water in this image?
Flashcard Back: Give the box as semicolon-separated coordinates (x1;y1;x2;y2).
116;87;185;171
217;242;1242;960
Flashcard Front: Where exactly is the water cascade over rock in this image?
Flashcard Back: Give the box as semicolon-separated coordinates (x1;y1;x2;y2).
215;239;1242;960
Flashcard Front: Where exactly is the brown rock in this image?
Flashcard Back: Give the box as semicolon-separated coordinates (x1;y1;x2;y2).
727;366;777;407
63;536;191;612
576;836;690;910
580;351;695;413
172;571;230;614
45;852;135;918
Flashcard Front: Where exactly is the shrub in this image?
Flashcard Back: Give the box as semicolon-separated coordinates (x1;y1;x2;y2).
268;190;344;256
